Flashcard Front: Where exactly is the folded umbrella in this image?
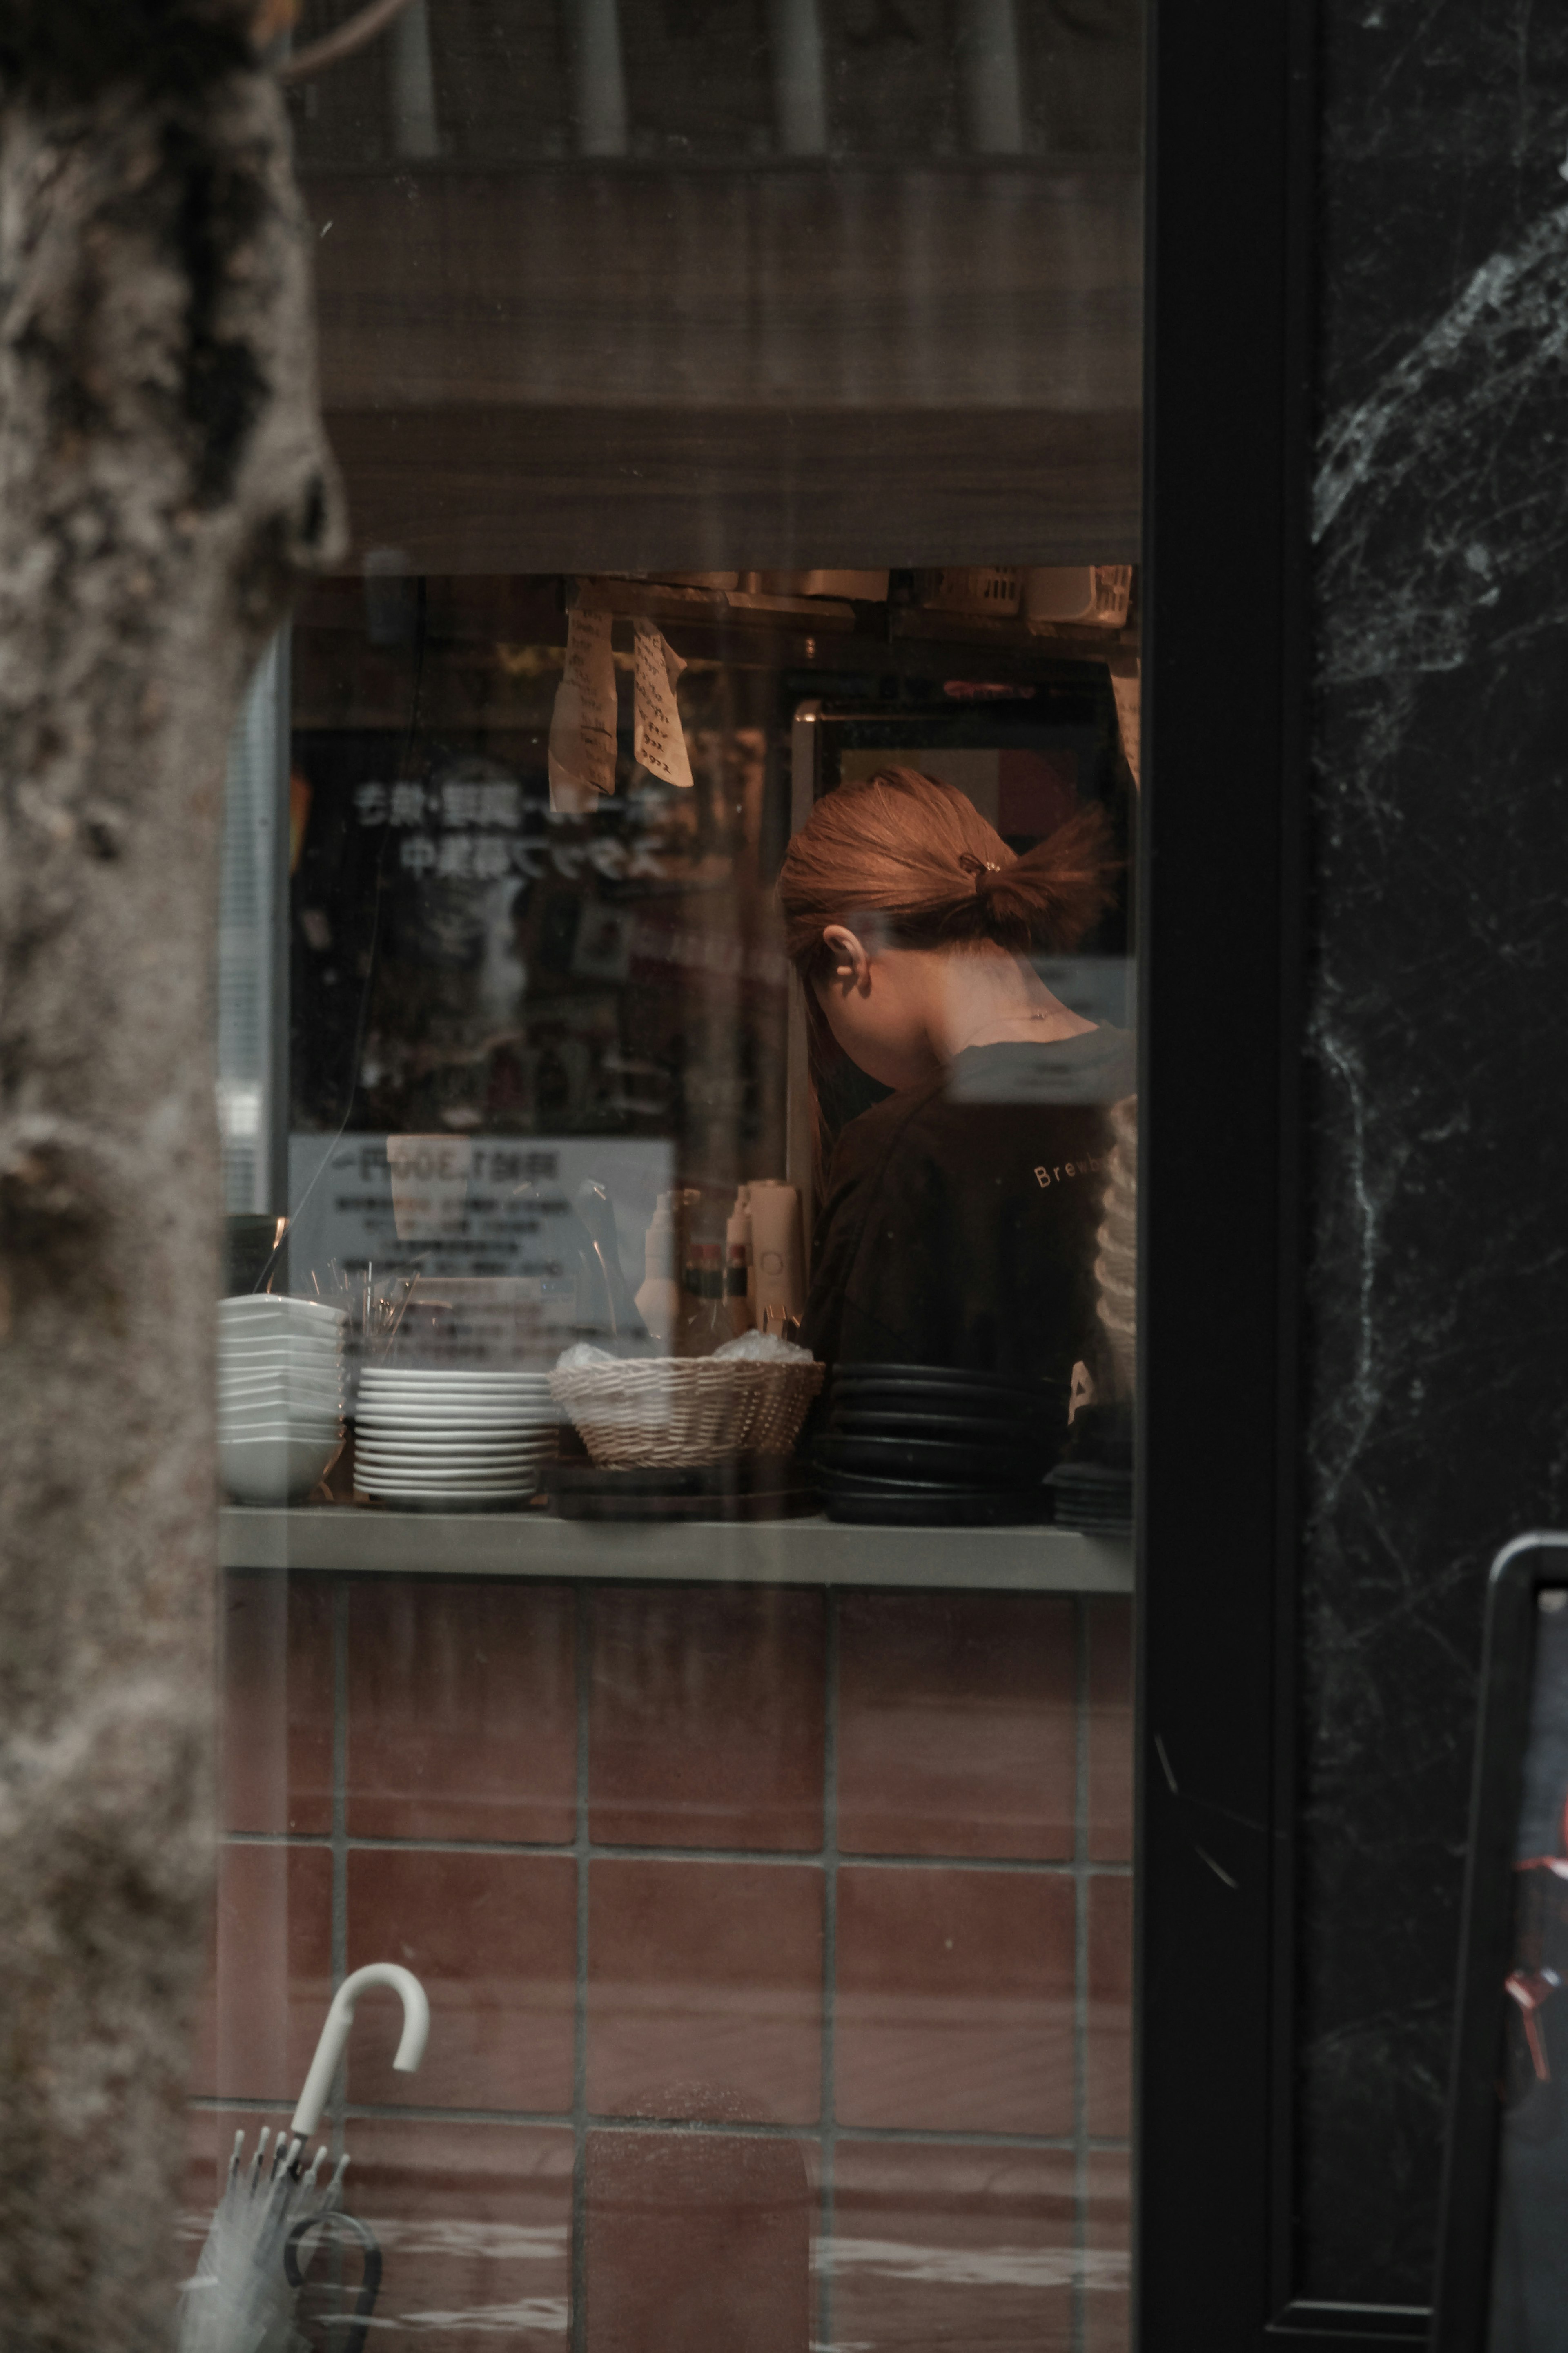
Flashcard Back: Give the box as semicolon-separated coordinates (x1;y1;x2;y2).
176;1963;428;2353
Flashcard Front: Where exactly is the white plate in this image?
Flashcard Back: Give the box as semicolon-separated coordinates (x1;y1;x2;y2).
356;1490;533;1511
356;1406;552;1423
354;1432;544;1451
359;1383;555;1402
358;1383;551;1400
360;1368;552;1384
220;1372;343;1396
355;1456;541;1474
357;1479;535;1498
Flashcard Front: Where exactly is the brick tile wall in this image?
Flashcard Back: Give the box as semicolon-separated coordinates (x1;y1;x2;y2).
190;1575;1133;2353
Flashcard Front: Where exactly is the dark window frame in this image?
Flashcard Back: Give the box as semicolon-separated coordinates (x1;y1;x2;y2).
1134;0;1430;2343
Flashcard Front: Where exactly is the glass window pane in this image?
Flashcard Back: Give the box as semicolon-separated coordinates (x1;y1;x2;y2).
196;14;1143;2350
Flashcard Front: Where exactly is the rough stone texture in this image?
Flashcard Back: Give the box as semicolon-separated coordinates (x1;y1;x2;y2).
1296;0;1568;2305
0;11;340;2342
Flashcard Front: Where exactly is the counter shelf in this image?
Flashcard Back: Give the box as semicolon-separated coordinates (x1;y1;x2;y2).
219;1506;1133;1590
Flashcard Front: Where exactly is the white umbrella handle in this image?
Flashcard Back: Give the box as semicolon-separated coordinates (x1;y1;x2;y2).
291;1963;430;2139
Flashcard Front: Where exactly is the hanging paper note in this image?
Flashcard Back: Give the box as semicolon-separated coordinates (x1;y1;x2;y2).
1109;657;1141;790
632;619;694;790
548;607;618;814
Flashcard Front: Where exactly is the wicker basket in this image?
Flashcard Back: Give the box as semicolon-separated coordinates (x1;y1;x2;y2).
550;1356;824;1469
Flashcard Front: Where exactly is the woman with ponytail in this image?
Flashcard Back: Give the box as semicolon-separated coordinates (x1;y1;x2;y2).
780;766;1134;1402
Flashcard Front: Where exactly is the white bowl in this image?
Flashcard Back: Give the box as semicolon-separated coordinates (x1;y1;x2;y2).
220;1420;344;1445
221;1294;349;1332
220;1346;341;1374
220;1430;343;1503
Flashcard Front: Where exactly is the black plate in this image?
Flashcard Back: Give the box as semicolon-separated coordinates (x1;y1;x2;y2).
832;1361;1059;1396
827;1406;1054;1444
816;1432;1045;1483
822;1486;1051;1528
829;1378;1049;1424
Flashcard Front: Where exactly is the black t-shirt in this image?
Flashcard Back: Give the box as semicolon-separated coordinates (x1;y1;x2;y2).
801;1026;1136;1396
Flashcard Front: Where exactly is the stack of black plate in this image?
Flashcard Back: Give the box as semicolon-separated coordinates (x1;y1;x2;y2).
813;1364;1063;1526
1045;1405;1133;1533
543;1454;818;1521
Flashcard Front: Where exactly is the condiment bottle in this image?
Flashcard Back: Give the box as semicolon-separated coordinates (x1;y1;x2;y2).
682;1240;730;1355
725;1187;754;1336
635;1190;690;1349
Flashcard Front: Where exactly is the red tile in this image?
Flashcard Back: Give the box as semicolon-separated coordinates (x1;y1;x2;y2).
837;1594;1076;1860
1088;1599;1134;1863
347;1849;575;2113
188;1844;334;2101
835;1867;1075;2134
1085;2148;1131;2353
221;1574;334;1835
587;1859;822;2123
585;2128;812;2353
347;1580;576;1843
831;2141;1076;2353
589;1585;824;1850
1087;1875;1132;2138
340;2118;573;2353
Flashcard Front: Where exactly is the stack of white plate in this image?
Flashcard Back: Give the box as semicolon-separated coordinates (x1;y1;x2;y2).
354;1367;555;1509
219;1295;347;1503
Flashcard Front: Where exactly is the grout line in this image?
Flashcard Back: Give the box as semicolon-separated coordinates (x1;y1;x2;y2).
1074;1597;1091;2353
226;1831;333;1846
221;1827;1129;1876
189;2096;1131;2152
819;1590;840;2353
583;2117;1084;2149
570;1582;590;2353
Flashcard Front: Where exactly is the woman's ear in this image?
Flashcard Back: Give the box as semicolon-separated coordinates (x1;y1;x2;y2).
822;923;872;995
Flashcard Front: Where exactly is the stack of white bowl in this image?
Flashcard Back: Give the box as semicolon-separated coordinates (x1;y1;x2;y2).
219;1295;348;1503
354;1366;554;1509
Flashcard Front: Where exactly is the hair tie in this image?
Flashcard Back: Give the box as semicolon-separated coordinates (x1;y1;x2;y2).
957;851;1001;891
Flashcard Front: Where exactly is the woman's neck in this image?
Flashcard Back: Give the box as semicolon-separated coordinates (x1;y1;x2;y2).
927;948;1097;1059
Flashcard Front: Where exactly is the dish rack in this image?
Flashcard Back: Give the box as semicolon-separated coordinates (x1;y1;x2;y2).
550;1356;825;1468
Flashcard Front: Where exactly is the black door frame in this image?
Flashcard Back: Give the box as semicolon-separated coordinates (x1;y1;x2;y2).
1135;0;1428;2342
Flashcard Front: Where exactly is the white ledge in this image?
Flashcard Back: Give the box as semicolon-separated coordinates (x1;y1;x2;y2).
219;1507;1133;1591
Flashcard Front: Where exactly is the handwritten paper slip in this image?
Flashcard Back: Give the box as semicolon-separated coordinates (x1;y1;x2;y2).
548;608;618;814
1109;657;1141;790
632;619;694;790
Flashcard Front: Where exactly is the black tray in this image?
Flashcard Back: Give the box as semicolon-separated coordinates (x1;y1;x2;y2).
816;1432;1045;1483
